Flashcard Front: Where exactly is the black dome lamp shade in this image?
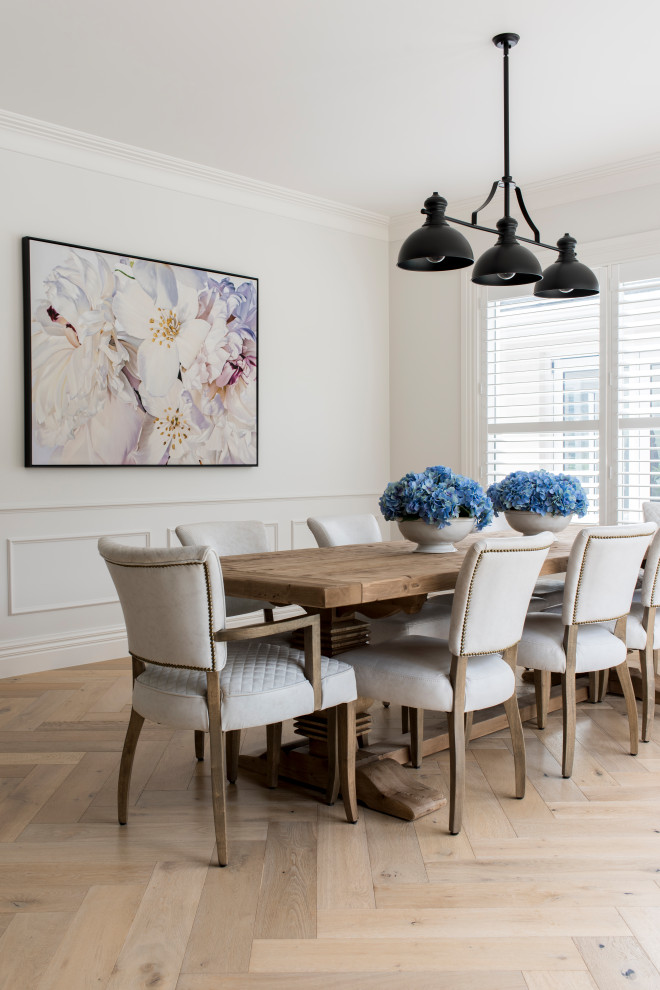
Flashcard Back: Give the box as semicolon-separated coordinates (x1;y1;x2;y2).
534;234;600;297
471;217;542;286
397;193;474;272
399;32;598;297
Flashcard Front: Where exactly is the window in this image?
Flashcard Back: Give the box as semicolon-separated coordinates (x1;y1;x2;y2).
475;256;660;523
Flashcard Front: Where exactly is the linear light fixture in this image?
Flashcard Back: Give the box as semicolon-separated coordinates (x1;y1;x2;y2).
397;33;599;298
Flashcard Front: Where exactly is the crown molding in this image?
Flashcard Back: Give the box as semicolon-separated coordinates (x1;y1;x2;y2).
388;152;660;243
0;109;389;241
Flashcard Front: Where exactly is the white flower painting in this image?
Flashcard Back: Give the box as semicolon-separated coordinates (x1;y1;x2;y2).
24;238;258;466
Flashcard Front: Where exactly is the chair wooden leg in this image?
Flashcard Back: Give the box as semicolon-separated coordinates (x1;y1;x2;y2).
266;722;282;789
207;673;228;867
503;694;526;799
118;708;144;825
326;707;340;805
641;646;655;743
401;705;409;734
588;671;600;703
464;711;474;749
654;649;660;677
194;730;205;761
337;702;358;823
534;670;550;729
598;668;609;702
615;659;639;755
561;672;576;779
409;707;424;768
447;709;465;835
225;730;240;784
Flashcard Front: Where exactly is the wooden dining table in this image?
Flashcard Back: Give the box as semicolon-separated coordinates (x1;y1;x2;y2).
220;526;586;818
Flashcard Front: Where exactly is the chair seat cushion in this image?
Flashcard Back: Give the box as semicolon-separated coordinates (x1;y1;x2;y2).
626;602;660;650
340;636;515;713
132;642;357;732
363;596;453;645
518;613;627;674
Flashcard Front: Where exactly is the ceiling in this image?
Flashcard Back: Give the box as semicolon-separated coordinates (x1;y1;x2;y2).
3;0;659;217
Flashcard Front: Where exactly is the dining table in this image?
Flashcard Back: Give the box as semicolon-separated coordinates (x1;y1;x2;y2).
220;526;588;819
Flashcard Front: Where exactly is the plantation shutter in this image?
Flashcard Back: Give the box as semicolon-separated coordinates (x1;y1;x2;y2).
617;262;660;521
484;290;601;519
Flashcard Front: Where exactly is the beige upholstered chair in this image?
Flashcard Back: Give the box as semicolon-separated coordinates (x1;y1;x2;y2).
625;526;660;742
517;523;655;778
99;539;358;866
643;502;660;525
176;520;281;779
340;532;552;835
307;512;455;738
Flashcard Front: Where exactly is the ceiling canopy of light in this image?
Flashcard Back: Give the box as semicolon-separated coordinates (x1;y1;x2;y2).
397;33;599;298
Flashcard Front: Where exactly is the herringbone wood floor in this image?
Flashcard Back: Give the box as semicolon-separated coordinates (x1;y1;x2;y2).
0;656;659;989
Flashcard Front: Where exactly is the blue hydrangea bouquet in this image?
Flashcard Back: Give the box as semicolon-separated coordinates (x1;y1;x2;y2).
379;465;494;531
487;470;588;518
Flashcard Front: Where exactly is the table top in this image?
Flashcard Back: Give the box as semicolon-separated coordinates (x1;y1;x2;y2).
220;526;577;610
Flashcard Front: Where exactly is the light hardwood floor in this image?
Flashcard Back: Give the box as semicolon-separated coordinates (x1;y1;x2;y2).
0;656;659;989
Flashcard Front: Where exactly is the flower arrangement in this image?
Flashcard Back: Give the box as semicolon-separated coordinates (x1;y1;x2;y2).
487;470;588;517
379;465;494;531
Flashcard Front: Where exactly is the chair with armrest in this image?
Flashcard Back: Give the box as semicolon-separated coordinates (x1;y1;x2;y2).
99;538;358;866
517;523;655;778
625;526;660;742
176;520;281;782
339;531;552;835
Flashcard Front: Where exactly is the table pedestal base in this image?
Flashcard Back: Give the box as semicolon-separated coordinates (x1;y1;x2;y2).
291;612;370;656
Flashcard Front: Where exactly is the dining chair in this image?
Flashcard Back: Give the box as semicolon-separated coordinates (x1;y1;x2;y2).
339;531;552;835
624;526;660;742
99;538;358;866
176;520;280;780
643;502;660;525
307;512;454;736
517;523;655;778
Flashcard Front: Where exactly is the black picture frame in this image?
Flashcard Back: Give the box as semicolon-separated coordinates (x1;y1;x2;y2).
23;236;258;467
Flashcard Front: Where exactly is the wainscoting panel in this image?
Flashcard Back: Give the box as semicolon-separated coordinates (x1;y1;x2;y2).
8;530;149;615
0;494;381;676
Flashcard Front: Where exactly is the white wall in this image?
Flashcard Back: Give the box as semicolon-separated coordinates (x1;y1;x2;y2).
0;120;390;675
389;172;660;482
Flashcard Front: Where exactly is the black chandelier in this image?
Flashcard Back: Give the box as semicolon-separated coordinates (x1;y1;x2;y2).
397;33;599;298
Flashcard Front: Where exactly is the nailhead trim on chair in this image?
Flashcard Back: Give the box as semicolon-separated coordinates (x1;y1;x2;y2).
109;557;218;671
572;533;649;626
460;544;552;657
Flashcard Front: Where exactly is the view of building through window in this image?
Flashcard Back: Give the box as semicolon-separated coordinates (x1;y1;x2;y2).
484;265;660;522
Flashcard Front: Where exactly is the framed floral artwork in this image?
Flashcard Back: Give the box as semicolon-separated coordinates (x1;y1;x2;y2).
23;237;258;466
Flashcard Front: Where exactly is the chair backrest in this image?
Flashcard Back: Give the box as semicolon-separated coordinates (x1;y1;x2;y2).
307;514;383;548
562;523;656;625
99;539;227;671
640;526;660;608
176;520;269;556
643;502;660;526
175;521;269;617
449;532;552;657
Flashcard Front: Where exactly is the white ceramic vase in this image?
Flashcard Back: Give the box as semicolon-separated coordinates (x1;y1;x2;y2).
398;516;476;553
504;510;574;537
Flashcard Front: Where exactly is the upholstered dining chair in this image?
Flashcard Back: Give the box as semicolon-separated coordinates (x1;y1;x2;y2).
643;501;660;526
176;520;279;778
517;523;655;778
625;525;660;742
99;539;358;866
339;531;552;835
307;513;456;735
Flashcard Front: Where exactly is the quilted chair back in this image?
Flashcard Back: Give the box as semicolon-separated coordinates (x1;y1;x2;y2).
307;514;383;547
640;526;660;608
643;501;660;526
99;539;227;671
449;532;552;657
562;523;656;626
175;520;269;618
